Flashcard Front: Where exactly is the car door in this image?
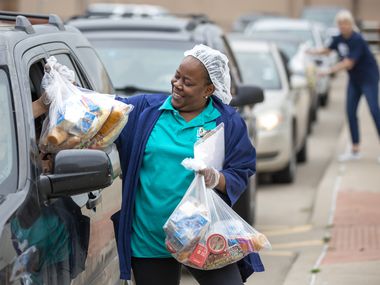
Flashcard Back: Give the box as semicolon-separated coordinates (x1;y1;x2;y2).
1;45;80;285
41;42;122;285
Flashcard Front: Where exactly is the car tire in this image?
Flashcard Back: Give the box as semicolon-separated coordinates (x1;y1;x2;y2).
297;137;308;163
273;140;297;184
233;176;256;225
319;92;329;107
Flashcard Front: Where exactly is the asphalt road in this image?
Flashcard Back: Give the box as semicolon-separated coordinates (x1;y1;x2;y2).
180;73;347;285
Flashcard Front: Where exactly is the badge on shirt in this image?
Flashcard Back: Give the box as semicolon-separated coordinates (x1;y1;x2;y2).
197;127;208;139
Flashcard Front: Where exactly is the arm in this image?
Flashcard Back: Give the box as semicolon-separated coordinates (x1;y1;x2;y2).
32;97;48;118
325;58;355;75
307;47;332;56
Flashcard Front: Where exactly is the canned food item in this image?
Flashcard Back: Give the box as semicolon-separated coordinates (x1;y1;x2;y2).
207;233;227;254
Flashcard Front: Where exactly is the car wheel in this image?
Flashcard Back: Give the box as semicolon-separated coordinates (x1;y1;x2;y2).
297;137;308;163
273;142;297;184
233;176;256;225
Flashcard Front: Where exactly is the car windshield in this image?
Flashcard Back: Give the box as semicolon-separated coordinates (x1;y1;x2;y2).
89;39;194;93
0;70;17;195
252;30;315;46
234;51;281;90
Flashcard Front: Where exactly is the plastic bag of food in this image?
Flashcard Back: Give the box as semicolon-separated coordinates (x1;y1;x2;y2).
163;124;270;270
39;56;132;152
164;174;270;270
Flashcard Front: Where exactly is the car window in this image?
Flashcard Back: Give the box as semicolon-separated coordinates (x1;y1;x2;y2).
235;51;282;90
90;39;193;93
52;54;84;87
0;69;18;195
76;47;114;94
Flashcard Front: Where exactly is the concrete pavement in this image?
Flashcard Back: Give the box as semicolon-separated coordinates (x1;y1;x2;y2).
283;74;380;285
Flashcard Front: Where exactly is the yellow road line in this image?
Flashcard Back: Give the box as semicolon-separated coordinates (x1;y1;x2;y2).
260;250;295;257
271;239;324;249
262;224;313;237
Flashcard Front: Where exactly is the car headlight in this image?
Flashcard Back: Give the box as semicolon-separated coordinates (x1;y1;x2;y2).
257;112;284;131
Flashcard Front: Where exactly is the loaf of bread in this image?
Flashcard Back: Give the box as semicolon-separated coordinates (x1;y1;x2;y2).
47;126;69;146
90;103;131;148
97;105;125;137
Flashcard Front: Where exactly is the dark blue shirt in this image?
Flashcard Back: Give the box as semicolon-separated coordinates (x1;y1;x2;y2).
111;94;264;281
329;32;379;83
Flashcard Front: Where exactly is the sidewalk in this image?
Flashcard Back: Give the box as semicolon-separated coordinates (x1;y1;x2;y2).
283;83;380;284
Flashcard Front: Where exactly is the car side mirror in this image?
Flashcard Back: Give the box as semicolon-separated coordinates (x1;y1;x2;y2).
230;85;264;107
39;149;113;198
290;75;307;90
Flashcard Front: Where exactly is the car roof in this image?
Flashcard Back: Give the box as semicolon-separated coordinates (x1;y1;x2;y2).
250;18;314;31
229;38;274;53
67;16;224;46
0;12;82;45
67;17;189;33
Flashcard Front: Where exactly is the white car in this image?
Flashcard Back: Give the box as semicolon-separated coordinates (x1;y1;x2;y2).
245;18;334;107
229;37;310;183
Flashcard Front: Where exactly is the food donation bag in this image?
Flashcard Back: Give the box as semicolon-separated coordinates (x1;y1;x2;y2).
163;124;271;270
39;57;133;153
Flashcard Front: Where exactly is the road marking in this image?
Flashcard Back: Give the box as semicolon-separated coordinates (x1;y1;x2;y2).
271;239;324;249
263;224;313;237
260;250;295;257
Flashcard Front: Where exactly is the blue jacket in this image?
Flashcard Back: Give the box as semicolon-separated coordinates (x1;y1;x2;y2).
112;94;264;281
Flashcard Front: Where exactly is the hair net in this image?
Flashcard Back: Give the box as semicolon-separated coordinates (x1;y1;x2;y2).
184;44;232;104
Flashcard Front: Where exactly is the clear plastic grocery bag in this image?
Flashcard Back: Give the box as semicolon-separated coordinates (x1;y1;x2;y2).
39;56;133;153
163;123;270;270
163;174;270;270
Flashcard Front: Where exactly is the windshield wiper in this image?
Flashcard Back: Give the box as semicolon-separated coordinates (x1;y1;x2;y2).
115;85;170;95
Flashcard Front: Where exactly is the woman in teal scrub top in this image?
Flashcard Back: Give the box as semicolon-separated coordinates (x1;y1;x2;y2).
113;45;262;284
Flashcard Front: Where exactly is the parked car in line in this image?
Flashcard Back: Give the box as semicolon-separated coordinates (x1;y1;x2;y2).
0;11;124;285
68;15;264;224
245;18;334;107
246;33;317;133
229;36;310;183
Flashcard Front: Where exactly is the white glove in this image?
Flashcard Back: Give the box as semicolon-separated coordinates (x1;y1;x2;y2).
199;167;220;189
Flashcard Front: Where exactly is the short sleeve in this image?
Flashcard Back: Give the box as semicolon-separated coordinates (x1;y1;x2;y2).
328;36;339;50
347;36;364;62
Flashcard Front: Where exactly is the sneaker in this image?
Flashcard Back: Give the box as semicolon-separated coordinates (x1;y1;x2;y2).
338;151;361;162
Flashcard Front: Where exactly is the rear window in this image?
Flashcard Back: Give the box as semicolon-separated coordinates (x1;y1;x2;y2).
0;69;17;194
235;51;282;90
89;39;193;93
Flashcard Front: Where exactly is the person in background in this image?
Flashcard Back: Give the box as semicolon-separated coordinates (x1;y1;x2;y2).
112;44;263;285
308;10;380;162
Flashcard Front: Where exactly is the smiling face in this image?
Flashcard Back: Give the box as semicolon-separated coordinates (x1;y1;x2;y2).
171;56;215;113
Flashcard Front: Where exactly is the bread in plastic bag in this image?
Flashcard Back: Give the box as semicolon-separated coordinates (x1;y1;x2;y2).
39;56;133;152
163;174;270;270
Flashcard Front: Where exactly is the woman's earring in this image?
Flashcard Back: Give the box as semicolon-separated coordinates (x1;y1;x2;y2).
204;96;208;100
